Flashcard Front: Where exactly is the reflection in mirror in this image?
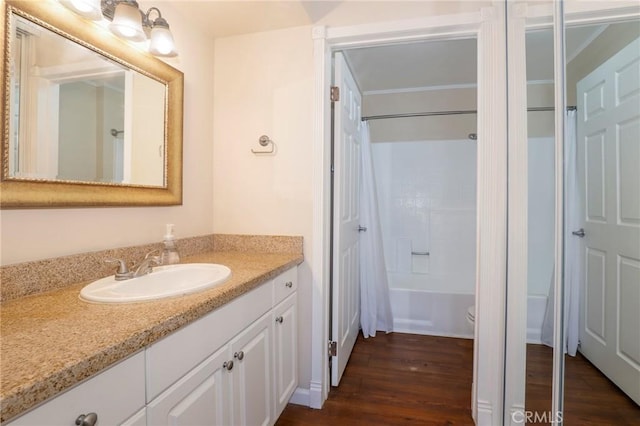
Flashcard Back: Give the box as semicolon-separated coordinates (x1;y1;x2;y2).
562;17;640;423
8;12;165;187
523;15;640;424
523;23;556;421
1;0;183;208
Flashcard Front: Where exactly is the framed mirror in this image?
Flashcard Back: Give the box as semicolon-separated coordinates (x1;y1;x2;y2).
1;0;183;208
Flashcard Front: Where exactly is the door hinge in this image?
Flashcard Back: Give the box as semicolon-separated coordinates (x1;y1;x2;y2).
328;340;337;357
330;86;340;102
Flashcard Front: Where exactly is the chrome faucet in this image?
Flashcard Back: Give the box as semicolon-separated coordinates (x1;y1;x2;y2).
132;251;161;277
105;250;160;281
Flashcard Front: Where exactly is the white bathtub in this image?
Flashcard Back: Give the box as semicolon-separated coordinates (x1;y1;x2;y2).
388;272;475;338
387;272;548;341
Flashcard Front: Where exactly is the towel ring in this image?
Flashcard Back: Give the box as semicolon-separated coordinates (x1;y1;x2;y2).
252;135;275;154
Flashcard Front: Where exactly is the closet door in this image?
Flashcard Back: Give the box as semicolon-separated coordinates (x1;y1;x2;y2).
505;2;640;425
504;1;558;424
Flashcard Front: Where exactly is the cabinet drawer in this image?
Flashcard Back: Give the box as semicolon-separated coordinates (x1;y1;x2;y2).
8;351;145;426
273;267;297;306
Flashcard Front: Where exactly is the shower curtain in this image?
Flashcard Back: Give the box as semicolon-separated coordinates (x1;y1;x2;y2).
359;122;394;338
541;109;581;356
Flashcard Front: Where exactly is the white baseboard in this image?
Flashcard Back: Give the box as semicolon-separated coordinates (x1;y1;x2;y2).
288;387;310;407
476;400;495;426
308;381;324;409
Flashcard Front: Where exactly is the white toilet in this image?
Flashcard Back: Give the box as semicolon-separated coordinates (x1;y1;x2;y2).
466;305;475;333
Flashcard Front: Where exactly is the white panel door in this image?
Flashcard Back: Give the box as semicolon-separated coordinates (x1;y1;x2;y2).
577;37;640;405
331;52;362;386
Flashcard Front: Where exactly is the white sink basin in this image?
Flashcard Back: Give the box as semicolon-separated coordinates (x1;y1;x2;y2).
80;263;232;304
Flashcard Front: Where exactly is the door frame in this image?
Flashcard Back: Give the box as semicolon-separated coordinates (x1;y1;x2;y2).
309;5;509;424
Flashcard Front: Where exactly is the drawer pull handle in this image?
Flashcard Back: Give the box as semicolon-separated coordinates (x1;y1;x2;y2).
276;316;284;324
223;360;234;371
234;351;245;361
75;413;98;426
285;281;293;288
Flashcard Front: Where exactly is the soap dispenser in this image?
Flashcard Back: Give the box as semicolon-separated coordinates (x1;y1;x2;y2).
160;224;180;265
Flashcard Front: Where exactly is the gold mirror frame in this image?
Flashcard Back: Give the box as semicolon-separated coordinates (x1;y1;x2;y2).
0;0;183;208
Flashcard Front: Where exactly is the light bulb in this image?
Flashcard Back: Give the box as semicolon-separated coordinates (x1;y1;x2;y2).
149;26;177;57
59;0;102;20
108;1;145;42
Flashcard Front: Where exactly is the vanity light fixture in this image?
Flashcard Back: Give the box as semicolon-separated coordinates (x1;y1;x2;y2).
108;0;146;42
59;0;102;20
59;0;178;57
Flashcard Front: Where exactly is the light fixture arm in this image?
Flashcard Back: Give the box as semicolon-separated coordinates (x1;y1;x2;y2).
144;7;160;24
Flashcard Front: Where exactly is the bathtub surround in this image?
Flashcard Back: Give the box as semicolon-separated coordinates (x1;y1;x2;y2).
372;139;477;338
0;234;302;302
0;234;303;423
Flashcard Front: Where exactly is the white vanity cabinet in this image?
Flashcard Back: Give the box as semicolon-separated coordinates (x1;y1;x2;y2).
146;266;298;426
7;351;146;426
6;266;298;426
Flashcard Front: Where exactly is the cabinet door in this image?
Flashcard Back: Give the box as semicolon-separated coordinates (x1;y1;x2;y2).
146;345;232;426
229;313;273;426
273;293;298;418
121;407;146;426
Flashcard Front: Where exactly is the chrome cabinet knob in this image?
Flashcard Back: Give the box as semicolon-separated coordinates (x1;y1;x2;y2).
75;413;98;426
275;316;284;324
223;360;234;371
234;351;244;361
285;281;293;288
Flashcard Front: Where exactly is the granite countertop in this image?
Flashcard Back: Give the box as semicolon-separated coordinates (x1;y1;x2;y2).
0;250;303;423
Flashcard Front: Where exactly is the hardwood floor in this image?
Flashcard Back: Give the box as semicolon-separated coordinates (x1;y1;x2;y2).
525;344;640;425
276;333;640;425
277;332;475;425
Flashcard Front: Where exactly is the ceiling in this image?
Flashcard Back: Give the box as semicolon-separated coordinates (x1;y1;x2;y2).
343;38;477;93
165;1;337;39
343;24;608;92
164;1;612;93
165;1;491;39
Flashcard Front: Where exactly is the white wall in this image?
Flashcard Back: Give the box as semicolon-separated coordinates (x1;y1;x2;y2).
212;26;314;389
0;2;216;265
372;140;477;293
